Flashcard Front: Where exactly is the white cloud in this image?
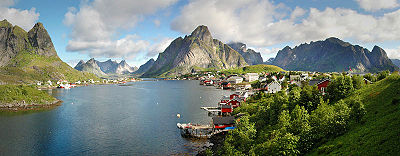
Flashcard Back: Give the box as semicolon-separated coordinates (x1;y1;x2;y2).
172;0;400;49
355;0;399;11
64;0;177;59
386;47;400;59
0;0;39;31
0;0;14;7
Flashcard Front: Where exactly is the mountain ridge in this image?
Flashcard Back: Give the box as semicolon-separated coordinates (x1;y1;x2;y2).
272;37;398;72
141;25;247;77
74;58;138;76
0;19;98;84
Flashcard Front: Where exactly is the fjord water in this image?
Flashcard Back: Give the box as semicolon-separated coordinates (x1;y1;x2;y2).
0;80;232;155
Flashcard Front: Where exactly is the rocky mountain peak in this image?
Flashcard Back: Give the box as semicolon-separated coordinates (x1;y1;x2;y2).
27;22;57;57
190;25;213;43
228;42;263;65
325;37;351;47
0;19;12;28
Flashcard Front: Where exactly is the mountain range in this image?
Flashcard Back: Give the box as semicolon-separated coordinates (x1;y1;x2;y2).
141;25;248;77
272;37;399;72
74;58;138;76
391;59;400;68
0;19;97;84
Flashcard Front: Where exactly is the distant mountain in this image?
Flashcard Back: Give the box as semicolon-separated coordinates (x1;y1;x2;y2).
142;25;247;77
228;42;263;65
264;58;275;65
74;58;106;76
0;19;98;84
74;58;137;76
272;37;399;72
134;58;155;75
391;59;400;68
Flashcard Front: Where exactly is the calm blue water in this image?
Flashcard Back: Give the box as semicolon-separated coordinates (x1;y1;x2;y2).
0;80;232;155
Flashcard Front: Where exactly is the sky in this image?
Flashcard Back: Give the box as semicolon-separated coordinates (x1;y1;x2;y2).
2;0;400;67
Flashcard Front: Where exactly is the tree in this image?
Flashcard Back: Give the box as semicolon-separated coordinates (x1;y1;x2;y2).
299;85;321;112
377;70;390;81
363;73;376;82
352;75;365;90
225;116;256;154
327;75;354;102
348;98;366;123
288;86;301;111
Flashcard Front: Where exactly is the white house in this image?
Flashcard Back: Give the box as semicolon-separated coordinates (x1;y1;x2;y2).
227;76;243;84
290;75;300;81
265;81;281;93
259;77;267;82
245;73;259;82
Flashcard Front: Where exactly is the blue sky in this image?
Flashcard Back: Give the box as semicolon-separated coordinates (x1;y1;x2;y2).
2;0;400;67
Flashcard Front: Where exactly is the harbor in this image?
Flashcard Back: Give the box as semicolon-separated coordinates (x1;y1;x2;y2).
177;90;252;139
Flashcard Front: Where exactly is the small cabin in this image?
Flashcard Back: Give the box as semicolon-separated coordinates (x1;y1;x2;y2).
221;105;233;113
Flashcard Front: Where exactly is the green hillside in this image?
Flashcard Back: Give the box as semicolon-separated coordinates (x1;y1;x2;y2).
0;20;98;84
0;52;98;84
222;64;284;75
0;85;57;105
308;74;400;155
211;73;400;155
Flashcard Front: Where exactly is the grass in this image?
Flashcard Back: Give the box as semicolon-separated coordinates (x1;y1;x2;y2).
222;64;285;75
0;85;56;105
0;52;99;84
308;74;400;155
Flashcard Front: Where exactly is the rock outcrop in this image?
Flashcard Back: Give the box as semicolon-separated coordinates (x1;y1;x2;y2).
0;19;98;84
142;25;247;77
272;37;399;72
228;42;263;65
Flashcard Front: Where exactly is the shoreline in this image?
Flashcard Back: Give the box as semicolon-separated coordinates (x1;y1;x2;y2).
0;100;62;112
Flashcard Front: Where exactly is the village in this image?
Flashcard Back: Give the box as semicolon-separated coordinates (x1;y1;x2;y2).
176;70;375;138
35;77;140;90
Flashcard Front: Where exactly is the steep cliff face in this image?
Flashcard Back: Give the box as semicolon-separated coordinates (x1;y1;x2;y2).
0;20;98;84
272;37;398;72
134;58;155;75
228;42;263;65
142;25;247;77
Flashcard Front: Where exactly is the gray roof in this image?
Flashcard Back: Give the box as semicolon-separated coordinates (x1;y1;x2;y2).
213;116;235;125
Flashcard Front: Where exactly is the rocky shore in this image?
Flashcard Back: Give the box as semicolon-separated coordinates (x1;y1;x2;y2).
0;99;62;112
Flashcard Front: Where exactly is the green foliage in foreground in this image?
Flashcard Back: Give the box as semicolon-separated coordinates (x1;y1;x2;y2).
0;85;56;105
308;73;400;155
0;52;99;84
222;64;285;75
214;74;400;155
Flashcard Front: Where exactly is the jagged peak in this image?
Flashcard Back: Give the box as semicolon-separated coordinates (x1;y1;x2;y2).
190;25;213;42
282;46;292;51
372;45;384;52
324;37;351;47
0;19;12;28
33;22;44;29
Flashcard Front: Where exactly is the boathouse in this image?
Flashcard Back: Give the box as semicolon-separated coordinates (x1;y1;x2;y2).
213;116;235;129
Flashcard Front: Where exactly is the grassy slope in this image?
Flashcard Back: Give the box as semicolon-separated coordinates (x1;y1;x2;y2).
0;51;99;84
0;85;56;105
308;74;400;155
222;64;285;75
